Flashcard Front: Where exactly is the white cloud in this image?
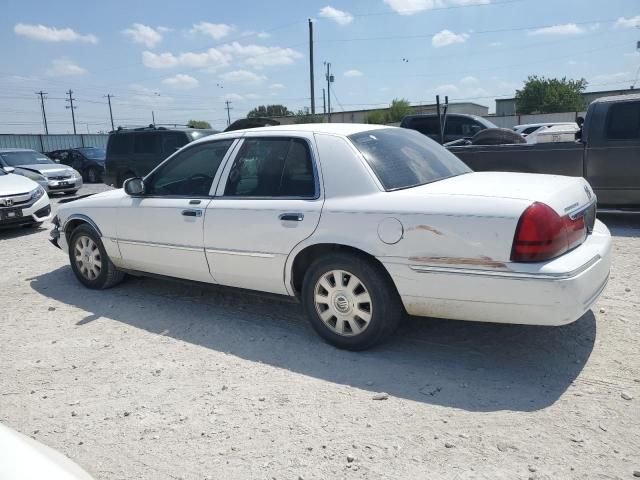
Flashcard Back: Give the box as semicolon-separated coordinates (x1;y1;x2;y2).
162;74;199;90
589;72;631;85
615;16;640;28
344;69;363;77
123;23;164;48
190;22;235;40
319;6;354;26
128;84;173;106
46;58;87;76
460;75;478;86
223;93;245;102
242;30;271;39
220;42;303;68
434;84;459;95
529;23;585;36
220;69;267;83
383;0;489;16
14;23;97;43
489;41;502;47
432;29;469;47
269;83;285;89
142;48;231;69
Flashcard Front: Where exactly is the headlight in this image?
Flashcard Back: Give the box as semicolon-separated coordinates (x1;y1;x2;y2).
19;169;46;182
30;185;46;201
73;170;82;178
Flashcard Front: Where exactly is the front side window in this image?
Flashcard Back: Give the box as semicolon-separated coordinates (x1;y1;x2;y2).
349;128;471;191
146;140;234;196
224;138;316;198
606;102;640;140
408;117;439;136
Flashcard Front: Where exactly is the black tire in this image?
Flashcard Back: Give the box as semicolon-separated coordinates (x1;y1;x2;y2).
471;128;526;145
68;224;125;289
301;253;402;350
86;167;99;183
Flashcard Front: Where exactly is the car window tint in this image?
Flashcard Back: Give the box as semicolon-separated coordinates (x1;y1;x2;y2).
349;128;471;191
108;135;129;155
162;132;189;154
522;126;539;135
146;140;234;196
407;117;439;136
606;102;640;140
133;134;159;154
224;138;315;198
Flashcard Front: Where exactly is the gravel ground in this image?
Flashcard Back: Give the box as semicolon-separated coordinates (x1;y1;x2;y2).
1;184;639;480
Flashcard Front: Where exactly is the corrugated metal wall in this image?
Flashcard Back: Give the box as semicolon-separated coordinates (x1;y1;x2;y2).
0;134;108;152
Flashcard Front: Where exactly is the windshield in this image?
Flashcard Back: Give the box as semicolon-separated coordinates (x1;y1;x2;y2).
77;147;106;160
349;128;472;191
0;151;55;166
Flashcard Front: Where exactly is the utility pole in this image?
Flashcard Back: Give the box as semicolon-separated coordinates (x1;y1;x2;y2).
322;88;326;115
152;110;156;126
225;100;233;126
308;19;315;115
104;94;115;130
35;91;48;135
325;62;334;122
65;89;77;134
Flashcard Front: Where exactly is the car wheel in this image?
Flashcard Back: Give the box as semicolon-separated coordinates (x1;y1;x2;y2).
86;167;99;183
69;224;125;289
302;253;402;350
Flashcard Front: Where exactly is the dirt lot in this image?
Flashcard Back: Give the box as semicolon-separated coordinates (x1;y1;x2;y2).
1;184;639;480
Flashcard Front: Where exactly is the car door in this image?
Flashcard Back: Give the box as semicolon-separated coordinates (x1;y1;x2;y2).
116;139;237;282
204;134;323;295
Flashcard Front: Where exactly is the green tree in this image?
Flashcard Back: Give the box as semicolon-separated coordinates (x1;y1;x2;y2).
247;104;292;118
365;110;387;124
187;119;212;128
515;76;587;114
292;110;324;124
387;98;413;122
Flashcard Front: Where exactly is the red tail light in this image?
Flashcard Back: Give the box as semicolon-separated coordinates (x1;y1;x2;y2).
511;202;587;262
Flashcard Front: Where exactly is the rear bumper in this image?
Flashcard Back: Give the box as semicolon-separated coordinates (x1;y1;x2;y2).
382;219;612;326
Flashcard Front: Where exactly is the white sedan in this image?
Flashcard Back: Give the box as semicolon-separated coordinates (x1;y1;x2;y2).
50;124;611;350
1;166;51;228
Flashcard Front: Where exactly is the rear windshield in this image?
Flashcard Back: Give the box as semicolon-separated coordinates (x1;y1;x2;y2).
348;128;471;191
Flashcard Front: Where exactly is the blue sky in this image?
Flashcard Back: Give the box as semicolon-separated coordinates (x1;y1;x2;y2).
0;0;638;133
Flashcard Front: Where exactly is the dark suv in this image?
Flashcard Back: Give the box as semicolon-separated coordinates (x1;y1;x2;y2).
48;147;106;183
104;126;216;187
400;113;497;144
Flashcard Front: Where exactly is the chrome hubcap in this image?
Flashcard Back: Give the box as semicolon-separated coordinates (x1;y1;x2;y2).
74;235;102;280
314;270;372;337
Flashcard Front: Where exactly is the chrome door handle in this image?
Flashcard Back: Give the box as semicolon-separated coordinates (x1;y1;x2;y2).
279;213;304;222
182;209;202;217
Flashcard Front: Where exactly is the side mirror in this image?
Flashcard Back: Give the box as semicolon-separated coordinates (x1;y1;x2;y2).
3;166;15;174
124;177;145;196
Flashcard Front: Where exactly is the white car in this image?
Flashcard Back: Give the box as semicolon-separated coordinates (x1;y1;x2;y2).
525;124;580;144
50;124;611;350
0;166;51;227
513;122;578;137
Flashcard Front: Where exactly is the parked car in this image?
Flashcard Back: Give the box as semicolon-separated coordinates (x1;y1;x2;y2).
525;124;580;144
50;124;610;350
0;422;95;480
48;147;106;183
448;94;640;210
400;113;497;143
0;149;82;195
513;122;578;137
0;166;51;227
104;126;217;187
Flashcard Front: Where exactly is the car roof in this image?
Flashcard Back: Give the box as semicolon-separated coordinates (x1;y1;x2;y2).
202;123;390;139
514;122;576;129
592;93;640;104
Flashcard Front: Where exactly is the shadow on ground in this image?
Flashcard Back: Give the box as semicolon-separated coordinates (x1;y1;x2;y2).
598;213;640;238
0;224;45;240
31;265;597;413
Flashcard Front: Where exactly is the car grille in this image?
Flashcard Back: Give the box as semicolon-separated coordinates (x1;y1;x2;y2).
0;192;32;208
48;175;73;181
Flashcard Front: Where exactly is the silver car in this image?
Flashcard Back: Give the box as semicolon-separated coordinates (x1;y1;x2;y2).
0;149;83;195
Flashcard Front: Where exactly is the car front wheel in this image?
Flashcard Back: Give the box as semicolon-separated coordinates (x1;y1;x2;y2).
302;253;402;350
69;224;125;289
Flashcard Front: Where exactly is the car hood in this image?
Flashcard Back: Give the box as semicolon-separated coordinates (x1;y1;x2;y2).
413;171;594;216
0;173;39;195
0;423;95;480
16;164;76;177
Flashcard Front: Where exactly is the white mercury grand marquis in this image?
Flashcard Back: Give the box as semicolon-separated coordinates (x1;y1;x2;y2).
50;124;611;350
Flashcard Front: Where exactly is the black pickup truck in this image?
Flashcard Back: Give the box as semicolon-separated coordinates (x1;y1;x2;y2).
447;94;640;210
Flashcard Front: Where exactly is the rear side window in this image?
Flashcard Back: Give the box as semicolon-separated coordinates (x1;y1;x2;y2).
162;132;189;154
134;134;159;154
349;128;471;191
406;117;439;136
224;138;316;198
108;135;130;155
606;102;640;140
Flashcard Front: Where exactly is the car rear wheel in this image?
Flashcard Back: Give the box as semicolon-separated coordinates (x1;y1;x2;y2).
69;224;125;289
302;253;402;350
